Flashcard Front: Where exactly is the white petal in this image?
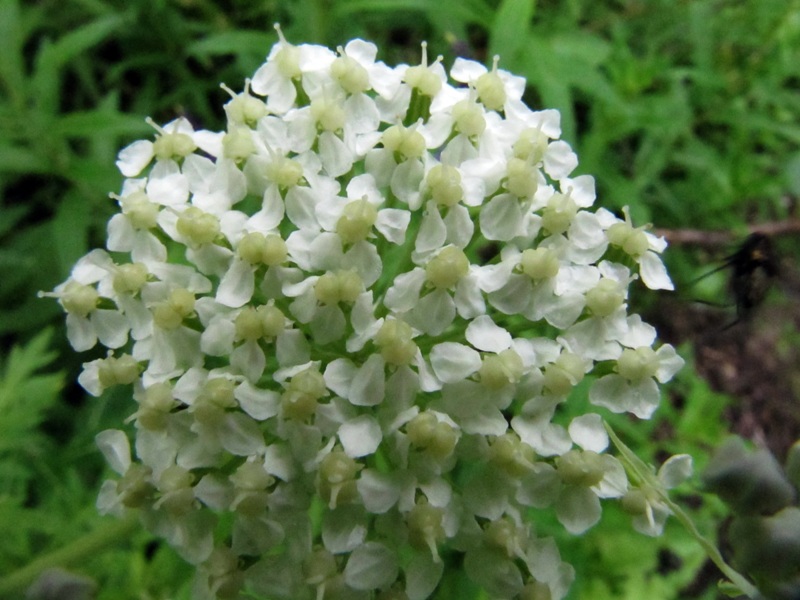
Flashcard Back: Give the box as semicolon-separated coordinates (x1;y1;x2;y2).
349;354;386;406
466;315;511;352
357;469;402;513
344;542;399;591
200;317;235;357
339;415;382;457
384;269;426;312
405;553;444;600
415;203;447;254
230;341;266;382
450;57;488;82
555;486;601;534
92;310;129;349
454;275;485;319
410;289;455;336
235;381;280;421
655;344;684;383
430;342;481;383
319;131;353;177
323;358;358;398
95;429;131;475
479;194;523;241
219;413;265;456
375;208;411;244
568;414;608;452
116;140;153;177
640;251;674;290
658;454;693;489
322;505;368;554
216;259;255;308
544;142;579;180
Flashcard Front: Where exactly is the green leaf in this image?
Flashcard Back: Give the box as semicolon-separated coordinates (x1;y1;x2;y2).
31;13;126;116
51;188;92;278
50;110;151;138
489;0;535;62
0;329;63;456
0;143;52;174
0;0;26;106
187;30;274;59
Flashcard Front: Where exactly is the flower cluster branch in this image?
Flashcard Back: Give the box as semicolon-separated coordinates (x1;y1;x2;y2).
46;27;684;600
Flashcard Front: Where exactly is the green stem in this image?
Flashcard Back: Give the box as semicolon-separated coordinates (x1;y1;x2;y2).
604;423;759;599
0;514;140;596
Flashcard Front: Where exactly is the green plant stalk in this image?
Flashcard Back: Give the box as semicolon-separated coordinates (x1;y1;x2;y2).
605;422;759;599
0;513;140;596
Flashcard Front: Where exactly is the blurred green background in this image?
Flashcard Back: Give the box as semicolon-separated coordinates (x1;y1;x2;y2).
2;0;800;598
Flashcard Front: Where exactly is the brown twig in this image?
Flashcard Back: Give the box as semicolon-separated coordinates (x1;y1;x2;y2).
652;220;800;248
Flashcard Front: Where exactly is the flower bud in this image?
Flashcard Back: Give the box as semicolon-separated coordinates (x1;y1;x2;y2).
229;461;273;517
222;127;256;162
331;54;370;94
513;128;548;165
543;352;586;397
155;465;195;516
617;347;659;382
224;84;268;127
426;164;463;207
520;248;559;281
425;246;469;289
475;58;506;111
304;547;338;585
98;354;139;389
557;450;606;487
375;318;418;366
113;262;149;295
541;192;577;235
404;43;442;98
314;270;364;305
176;207;220;246
136;382;175;431
489;432;535;476
407;498;445;561
61;281;99;317
586;278;625;317
282;367;327;421
407;412;458;460
337;198;378;244
318;448;361;509
505;157;538;199
259;304;286;338
479;349;524;390
452;99;486;138
193;378;237;425
120;190;159;230
311;96;346;132
382;125;426;160
152;130;196;161
265;155;303;188
205;547;245;600
117;463;154;508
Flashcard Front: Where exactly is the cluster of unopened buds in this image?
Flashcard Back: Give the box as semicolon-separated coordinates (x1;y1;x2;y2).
46;25;685;600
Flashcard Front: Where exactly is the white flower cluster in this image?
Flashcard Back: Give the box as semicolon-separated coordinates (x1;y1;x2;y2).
48;27;684;600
